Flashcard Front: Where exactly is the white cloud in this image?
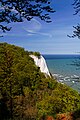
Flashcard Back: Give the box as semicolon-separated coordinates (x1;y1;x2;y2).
23;18;41;33
36;32;52;38
23;18;52;38
1;18;52;38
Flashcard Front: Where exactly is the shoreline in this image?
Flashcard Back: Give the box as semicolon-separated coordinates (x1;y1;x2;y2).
52;73;80;92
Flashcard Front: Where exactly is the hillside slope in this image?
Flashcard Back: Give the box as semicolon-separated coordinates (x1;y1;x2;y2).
0;43;80;120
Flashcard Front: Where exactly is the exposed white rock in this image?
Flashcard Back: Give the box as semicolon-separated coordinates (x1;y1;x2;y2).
30;55;50;77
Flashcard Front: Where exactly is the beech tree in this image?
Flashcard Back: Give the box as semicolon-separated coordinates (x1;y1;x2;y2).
0;0;55;34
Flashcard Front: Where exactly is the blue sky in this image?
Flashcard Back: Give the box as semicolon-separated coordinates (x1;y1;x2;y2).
0;0;80;54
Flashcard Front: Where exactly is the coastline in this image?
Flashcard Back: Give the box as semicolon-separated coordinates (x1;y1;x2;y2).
44;54;80;92
51;73;80;92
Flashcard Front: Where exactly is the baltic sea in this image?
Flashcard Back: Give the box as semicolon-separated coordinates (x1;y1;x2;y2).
43;54;80;92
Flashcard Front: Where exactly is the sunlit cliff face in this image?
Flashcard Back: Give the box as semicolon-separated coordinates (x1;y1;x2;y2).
30;55;50;77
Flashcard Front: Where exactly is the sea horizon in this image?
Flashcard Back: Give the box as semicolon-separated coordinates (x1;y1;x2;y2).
43;54;80;59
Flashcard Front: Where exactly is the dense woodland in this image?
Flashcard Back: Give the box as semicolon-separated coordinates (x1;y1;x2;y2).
0;43;80;120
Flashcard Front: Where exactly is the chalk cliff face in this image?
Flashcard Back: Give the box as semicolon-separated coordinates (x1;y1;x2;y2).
30;55;50;77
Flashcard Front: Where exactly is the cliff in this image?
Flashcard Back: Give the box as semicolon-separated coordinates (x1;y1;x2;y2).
30;55;50;77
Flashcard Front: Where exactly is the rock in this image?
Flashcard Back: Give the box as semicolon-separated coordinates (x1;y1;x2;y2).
30;55;50;77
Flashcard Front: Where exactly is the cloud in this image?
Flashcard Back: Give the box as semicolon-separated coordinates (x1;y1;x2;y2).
1;18;52;38
36;32;52;38
23;18;52;38
23;18;41;33
24;29;52;38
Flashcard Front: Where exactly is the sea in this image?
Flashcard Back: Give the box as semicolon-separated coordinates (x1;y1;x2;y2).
43;54;80;92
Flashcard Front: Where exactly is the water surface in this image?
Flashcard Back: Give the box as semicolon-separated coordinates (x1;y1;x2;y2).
43;54;80;92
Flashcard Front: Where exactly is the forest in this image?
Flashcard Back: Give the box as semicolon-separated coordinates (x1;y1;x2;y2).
0;43;80;120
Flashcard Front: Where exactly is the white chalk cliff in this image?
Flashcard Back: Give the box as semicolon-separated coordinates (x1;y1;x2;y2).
30;55;50;77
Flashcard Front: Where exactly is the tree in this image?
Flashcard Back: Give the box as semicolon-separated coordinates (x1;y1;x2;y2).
73;0;80;15
70;0;80;38
0;0;55;34
0;43;24;119
36;83;80;119
68;0;80;72
0;43;80;120
0;43;46;119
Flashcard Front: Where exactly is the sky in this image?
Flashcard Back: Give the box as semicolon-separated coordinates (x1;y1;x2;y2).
0;0;80;54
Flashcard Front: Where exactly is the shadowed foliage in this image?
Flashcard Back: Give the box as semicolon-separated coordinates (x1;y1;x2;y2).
72;109;80;120
73;0;80;15
70;0;80;38
0;0;55;34
68;24;80;39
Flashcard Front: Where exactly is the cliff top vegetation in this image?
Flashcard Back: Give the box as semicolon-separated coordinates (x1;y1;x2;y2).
0;43;80;120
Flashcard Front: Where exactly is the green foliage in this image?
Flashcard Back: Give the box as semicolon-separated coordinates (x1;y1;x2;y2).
0;43;80;120
33;52;41;58
0;42;42;119
29;51;41;59
36;83;80;119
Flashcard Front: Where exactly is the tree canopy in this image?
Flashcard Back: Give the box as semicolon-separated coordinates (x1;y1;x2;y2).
0;43;80;120
0;0;55;34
